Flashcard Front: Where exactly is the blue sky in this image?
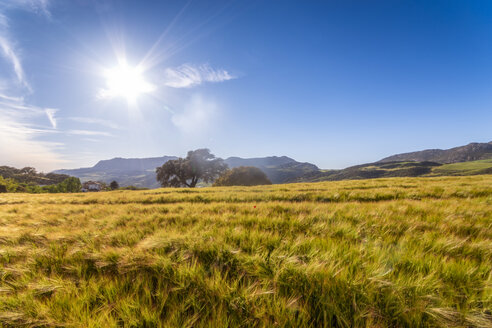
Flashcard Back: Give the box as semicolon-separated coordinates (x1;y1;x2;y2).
0;0;490;171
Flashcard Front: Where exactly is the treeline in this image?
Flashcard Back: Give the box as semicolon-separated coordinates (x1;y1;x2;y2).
0;175;81;193
0;166;70;185
0;166;81;193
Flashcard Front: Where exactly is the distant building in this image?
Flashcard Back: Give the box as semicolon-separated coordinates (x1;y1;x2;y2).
82;181;103;192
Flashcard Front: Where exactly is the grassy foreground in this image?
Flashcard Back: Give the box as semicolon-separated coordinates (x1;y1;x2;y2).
0;176;491;327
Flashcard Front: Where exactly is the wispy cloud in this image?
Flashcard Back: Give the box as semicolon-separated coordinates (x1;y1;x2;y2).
0;0;64;171
0;1;52;89
0;92;23;102
1;0;51;18
0;13;6;27
0;96;66;171
164;63;235;88
82;138;103;143
0;25;30;89
67;117;120;129
67;130;113;137
0;92;47;119
45;108;57;128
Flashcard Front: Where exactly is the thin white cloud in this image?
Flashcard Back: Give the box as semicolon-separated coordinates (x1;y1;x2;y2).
0;0;64;172
0;97;66;171
67;117;120;129
1;0;51;18
0;2;46;91
164;63;235;88
0;1;52;89
67;130;113;137
0;13;7;28
82;138;102;143
0;35;29;89
45;108;57;129
0;96;45;121
0;92;23;102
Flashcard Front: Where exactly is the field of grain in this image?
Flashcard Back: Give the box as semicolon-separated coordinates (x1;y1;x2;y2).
0;176;491;327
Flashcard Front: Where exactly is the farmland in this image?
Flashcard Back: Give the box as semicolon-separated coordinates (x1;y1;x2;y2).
0;176;491;327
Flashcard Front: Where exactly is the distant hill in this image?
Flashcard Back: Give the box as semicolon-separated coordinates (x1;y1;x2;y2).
292;141;492;183
52;142;492;188
0;166;69;185
225;156;296;168
54;155;319;188
224;156;319;183
378;142;492;164
90;157;178;171
294;161;443;182
54;156;178;188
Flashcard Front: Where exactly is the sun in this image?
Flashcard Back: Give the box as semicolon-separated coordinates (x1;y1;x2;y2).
101;61;155;103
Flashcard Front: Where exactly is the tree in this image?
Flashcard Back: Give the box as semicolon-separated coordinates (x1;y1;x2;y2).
57;177;82;193
0;166;69;185
156;149;228;188
110;181;119;190
20;167;36;175
0;176;18;192
213;166;272;186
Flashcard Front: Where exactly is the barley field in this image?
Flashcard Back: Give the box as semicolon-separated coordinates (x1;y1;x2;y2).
0;176;491;327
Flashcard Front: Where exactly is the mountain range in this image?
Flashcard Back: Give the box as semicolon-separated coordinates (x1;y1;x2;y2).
378;142;492;163
54;155;319;188
53;141;492;188
296;141;492;183
55;156;178;189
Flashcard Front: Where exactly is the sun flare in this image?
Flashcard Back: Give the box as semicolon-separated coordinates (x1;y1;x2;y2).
101;62;155;103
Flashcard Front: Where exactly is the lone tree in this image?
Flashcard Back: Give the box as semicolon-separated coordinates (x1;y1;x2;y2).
110;181;119;190
213;166;272;186
156;149;228;188
57;177;82;193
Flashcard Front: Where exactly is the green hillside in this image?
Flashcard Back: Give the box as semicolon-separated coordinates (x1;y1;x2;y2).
430;159;492;176
295;159;492;183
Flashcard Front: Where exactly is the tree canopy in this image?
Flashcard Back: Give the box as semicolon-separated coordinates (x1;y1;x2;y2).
0;175;81;193
156;149;228;188
57;177;82;193
213;166;272;186
110;181;119;190
0;166;69;185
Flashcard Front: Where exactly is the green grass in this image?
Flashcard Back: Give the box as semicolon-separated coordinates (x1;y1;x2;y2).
0;176;491;327
431;159;492;176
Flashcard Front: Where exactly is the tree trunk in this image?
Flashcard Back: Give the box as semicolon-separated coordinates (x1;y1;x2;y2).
189;176;198;188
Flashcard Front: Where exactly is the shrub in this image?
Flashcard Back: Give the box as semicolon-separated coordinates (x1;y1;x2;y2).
213;166;272;186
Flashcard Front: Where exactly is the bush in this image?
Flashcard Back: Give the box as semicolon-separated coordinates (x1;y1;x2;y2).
57;177;82;193
120;185;149;190
213;166;272;186
0;176;19;192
